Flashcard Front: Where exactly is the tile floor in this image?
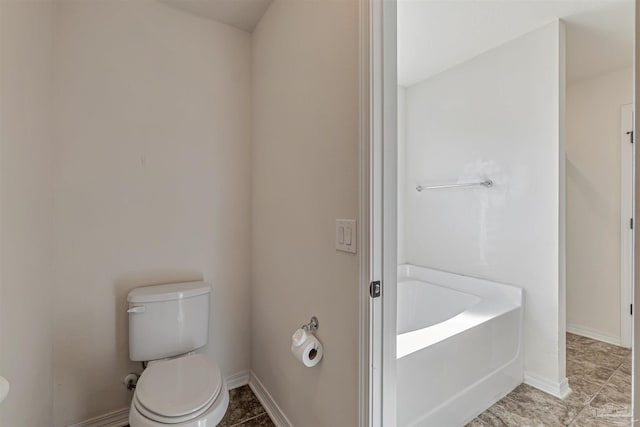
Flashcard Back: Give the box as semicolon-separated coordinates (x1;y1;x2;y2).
219;385;275;427
466;333;632;426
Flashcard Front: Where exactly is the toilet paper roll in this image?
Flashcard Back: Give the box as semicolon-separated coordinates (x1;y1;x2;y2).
291;329;323;367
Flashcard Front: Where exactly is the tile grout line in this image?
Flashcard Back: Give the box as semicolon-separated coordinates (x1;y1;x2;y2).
486;407;511;427
564;379;608;426
565;357;627;426
565;353;630;426
228;412;269;427
567;404;591;427
568;361;630;426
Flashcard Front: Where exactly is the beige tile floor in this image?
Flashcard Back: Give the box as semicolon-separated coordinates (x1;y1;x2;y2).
466;333;632;426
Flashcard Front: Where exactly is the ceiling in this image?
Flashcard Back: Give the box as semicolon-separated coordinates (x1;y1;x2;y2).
160;0;272;32
398;0;634;87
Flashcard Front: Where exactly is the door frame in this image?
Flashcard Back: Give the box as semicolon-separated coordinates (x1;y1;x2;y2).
362;3;638;426
621;103;634;349
358;0;397;426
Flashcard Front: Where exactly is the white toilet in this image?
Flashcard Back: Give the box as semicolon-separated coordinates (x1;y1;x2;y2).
127;281;229;427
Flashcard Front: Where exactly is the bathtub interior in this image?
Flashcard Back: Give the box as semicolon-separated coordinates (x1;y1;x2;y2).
397;280;482;334
397;265;522;358
396;264;524;426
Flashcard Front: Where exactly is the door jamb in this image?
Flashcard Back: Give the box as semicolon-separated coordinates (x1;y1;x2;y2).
358;0;397;426
621;103;634;349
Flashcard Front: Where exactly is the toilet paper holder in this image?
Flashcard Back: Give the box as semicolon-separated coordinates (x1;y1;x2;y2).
301;316;319;332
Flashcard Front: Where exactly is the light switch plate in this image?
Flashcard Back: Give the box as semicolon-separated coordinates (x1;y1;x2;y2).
336;219;356;253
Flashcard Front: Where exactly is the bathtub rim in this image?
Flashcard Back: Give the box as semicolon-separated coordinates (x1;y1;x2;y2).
398;263;522;306
397;264;523;359
397;279;483;334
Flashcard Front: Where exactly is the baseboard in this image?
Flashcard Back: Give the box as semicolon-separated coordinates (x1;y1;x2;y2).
249;371;293;427
67;407;129;427
227;369;251;389
68;371;252;427
524;372;571;399
567;324;622;347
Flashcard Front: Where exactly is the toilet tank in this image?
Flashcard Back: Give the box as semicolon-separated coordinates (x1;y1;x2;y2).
128;281;211;362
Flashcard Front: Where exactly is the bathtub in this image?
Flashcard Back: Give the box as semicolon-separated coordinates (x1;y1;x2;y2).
397;264;523;427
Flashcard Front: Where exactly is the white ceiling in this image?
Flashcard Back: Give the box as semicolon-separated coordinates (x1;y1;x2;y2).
160;0;272;32
398;0;634;87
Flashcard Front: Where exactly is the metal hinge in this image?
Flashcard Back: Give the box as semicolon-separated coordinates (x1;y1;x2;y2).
631;218;634;229
631;304;633;315
627;131;634;144
370;281;381;298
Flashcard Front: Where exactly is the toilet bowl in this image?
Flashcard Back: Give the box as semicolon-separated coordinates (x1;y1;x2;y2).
127;282;229;427
129;354;229;427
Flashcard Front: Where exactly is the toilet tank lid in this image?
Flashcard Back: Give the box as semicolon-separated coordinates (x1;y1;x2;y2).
128;282;211;303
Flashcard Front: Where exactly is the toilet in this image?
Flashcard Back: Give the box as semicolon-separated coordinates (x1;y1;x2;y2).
127;281;229;427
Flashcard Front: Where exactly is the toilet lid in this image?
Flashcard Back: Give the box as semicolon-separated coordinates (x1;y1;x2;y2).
136;354;222;419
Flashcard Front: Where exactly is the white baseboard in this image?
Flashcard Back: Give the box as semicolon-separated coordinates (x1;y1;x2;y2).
68;371;252;427
524;372;571;399
67;407;129;427
249;371;292;427
227;369;251;389
567;324;622;347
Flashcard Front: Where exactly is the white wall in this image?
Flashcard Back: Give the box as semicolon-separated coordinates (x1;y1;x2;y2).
401;22;567;392
51;2;252;425
251;0;360;425
566;66;633;343
398;86;407;264
0;0;54;425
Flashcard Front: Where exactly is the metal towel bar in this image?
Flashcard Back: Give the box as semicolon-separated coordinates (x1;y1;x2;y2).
416;180;493;192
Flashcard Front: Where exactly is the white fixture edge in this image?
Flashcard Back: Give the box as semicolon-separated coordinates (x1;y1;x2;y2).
226;369;251;389
67;407;129;427
523;372;571;399
567;323;623;347
67;371;252;427
248;371;293;427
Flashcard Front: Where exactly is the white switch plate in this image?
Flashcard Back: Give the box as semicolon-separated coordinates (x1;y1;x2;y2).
336;219;356;253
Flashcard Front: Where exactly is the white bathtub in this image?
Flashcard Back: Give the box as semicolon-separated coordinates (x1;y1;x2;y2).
397;264;524;427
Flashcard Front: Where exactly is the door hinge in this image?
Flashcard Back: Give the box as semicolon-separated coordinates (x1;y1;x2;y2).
631;218;634;229
370;281;381;298
627;130;634;144
631;304;633;315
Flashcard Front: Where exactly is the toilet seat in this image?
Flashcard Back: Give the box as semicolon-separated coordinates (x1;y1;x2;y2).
132;354;225;425
129;378;229;427
133;392;217;424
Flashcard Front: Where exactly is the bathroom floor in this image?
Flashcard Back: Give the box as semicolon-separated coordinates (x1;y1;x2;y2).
218;385;275;427
466;333;631;426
